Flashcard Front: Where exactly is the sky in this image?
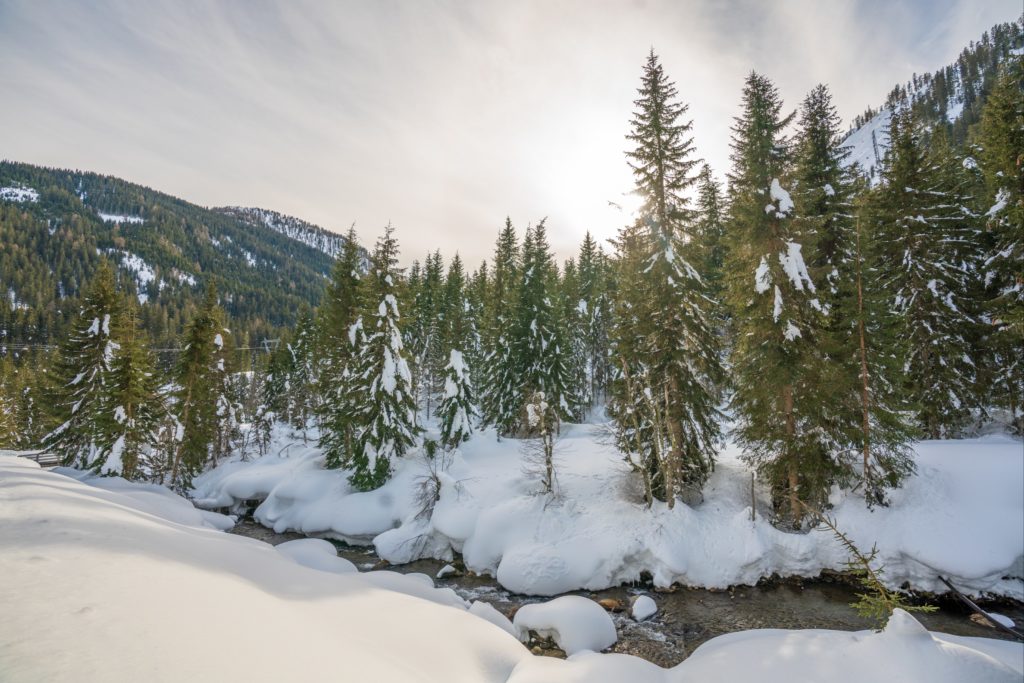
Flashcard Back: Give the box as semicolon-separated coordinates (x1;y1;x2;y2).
0;0;1019;265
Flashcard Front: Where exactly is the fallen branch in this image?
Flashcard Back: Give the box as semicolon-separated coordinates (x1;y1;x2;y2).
938;575;1024;641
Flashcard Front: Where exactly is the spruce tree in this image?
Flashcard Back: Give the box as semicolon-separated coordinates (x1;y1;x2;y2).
286;307;318;440
318;226;365;467
346;225;419;490
513;221;573;428
577;231;612;410
977;59;1024;432
0;357;20;448
45;261;122;469
724;72;833;523
438;349;477;449
694;164;727;309
792;84;914;498
481;219;522;436
871;111;982;437
612;51;725;500
97;302;164;479
170;282;231;489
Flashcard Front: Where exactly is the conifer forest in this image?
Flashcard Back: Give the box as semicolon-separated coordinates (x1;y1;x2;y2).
1;5;1022;682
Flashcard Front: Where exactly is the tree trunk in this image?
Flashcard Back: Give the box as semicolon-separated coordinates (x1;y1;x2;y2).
855;217;872;482
783;383;800;525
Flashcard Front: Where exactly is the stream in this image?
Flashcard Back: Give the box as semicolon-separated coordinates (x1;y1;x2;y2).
229;518;1024;667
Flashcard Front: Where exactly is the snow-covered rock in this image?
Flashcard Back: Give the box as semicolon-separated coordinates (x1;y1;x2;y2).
631;595;657;622
513;596;617;655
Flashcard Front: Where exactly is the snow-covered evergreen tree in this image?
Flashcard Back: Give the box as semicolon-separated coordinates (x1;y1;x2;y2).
0;357;20;448
318;227;366;468
610;51;725;501
345;226;419;490
480;218;522;437
871;111;983;438
576;231;611;411
977;58;1024;432
792;84;914;498
169;282;233;489
513;221;573;430
694;164;727;310
724;72;836;523
45;261;122;469
96;303;164;479
438;349;477;449
286;307;318;440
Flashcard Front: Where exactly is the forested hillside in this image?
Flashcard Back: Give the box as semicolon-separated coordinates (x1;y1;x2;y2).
0;162;351;347
843;18;1022;181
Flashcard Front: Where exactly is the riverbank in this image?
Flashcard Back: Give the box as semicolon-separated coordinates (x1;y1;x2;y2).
229;517;1024;667
4;456;1023;682
195;423;1024;599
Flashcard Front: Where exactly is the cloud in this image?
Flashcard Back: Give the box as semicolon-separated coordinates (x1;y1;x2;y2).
1;0;1019;265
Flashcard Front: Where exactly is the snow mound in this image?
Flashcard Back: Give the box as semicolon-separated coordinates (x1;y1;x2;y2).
631;595;657;621
54;467;234;530
2;458;1021;683
275;538;357;574
513;596;617;655
674;609;1023;682
194;427;1024;600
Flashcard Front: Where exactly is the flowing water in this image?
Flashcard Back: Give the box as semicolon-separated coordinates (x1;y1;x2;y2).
229;518;1024;667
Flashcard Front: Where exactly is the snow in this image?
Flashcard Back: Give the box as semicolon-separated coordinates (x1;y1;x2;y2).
0;185;39;202
754;257;771;294
769;179;794;216
985;612;1015;629
986;189;1010;217
275;538;358;574
193;426;1024;600
842;107;892;184
113;250;157;301
2;457;1022;682
513;596;618;655
631;595;657;622
53;466;235;530
437;563;458;578
98;212;144;224
823;183;835;197
213;333;224;349
172;269;197;287
779;241;816;293
946;98;965;123
773;285;783;322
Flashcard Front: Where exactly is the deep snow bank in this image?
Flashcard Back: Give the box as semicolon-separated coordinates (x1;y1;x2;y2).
2;456;1021;683
194;425;1024;599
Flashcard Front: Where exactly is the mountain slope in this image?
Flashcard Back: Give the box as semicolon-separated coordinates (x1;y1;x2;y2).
842;17;1022;182
0;162;351;347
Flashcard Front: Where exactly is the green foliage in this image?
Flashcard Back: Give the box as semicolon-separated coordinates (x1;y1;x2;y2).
804;502;936;627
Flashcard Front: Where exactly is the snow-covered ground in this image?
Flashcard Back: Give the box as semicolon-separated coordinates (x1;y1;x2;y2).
2;455;1021;682
194;424;1024;600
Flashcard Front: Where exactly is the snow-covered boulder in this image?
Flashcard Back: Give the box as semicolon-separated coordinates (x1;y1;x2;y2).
513;596;617;655
470;601;519;638
631;595;657;622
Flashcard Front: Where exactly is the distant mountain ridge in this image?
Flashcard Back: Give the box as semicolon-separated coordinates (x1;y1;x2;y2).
214;206;351;260
841;17;1022;182
0;162;351;347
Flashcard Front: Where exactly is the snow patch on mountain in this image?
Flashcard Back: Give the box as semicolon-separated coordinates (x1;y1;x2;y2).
0;185;39;203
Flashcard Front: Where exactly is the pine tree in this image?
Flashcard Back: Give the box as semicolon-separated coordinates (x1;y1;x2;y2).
286;307;317;440
97;302;164;479
438;349;477;449
694;164;727;310
611;51;725;501
977;58;1024;432
481;219;522;436
170;282;231;489
318;227;366;468
724;72;834;523
576;231;612;410
45;261;122;469
513;221;573;429
871;111;982;438
792;84;914;498
346;225;419;490
0;357;20;448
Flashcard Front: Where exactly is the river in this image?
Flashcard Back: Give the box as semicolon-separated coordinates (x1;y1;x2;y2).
229;518;1024;667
